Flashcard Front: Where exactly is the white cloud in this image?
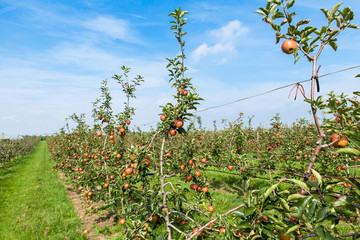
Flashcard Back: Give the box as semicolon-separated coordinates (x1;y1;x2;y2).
191;20;249;62
82;16;140;43
1;115;16;120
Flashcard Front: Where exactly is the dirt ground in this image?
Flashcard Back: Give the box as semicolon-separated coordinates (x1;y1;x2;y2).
58;172;117;240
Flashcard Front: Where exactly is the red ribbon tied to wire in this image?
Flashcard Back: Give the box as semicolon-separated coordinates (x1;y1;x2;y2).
288;82;306;100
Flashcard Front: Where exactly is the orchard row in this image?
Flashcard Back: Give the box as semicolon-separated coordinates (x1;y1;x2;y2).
48;1;360;239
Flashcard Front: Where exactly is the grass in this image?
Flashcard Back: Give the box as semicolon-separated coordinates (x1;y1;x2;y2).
0;141;85;240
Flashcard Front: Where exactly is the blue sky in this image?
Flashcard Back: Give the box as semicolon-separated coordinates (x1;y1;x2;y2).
1;0;360;136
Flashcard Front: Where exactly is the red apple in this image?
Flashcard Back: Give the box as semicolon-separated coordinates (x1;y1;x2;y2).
175;120;184;128
281;39;297;54
330;134;348;148
169;129;176;136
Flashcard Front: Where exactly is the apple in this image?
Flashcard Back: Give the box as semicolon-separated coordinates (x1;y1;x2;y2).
281;39;297;54
192;228;201;236
169;129;176;136
330;134;348;148
175;120;184;128
125;168;133;175
119;128;126;134
208;205;214;213
150;215;159;222
160;115;166;121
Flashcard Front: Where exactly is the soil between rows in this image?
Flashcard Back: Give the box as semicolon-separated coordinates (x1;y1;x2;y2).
58;171;117;240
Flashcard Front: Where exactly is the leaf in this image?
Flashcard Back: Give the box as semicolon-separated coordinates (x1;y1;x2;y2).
278;197;289;212
336;147;360;155
329;40;338;51
233;211;245;216
333;196;357;207
355;74;360;78
254;10;266;16
288;179;310;192
280;19;288;26
273;11;285;19
316;207;329;222
311;169;322;187
287;0;295;9
237;221;252;228
296;196;312;215
264;183;279;200
348;23;360;29
320;9;330;20
286;225;300;234
268;0;281;5
306;199;318;220
330;2;343;19
316;226;326;240
288;193;305;201
296;19;311;28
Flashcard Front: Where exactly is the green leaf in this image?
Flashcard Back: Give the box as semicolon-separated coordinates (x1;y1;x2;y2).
254;10;266;16
329;40;338;51
316;207;329;222
355;74;360;78
264;183;279;200
268;0;281;5
280;19;288;26
296;19;311;28
287;0;295;9
288;193;305;201
333;196;357;207
320;9;330;20
316;226;326;239
237;221;252;228
288;179;310;192
311;169;322;187
336;147;360;155
296;196;312;215
348;23;360;29
330;2;343;19
286;225;300;234
306;199;318;220
279;197;290;212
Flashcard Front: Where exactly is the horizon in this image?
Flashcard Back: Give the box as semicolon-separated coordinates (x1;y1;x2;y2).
1;0;360;136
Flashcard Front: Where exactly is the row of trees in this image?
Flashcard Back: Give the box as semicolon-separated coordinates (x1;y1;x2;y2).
48;0;359;239
0;135;41;167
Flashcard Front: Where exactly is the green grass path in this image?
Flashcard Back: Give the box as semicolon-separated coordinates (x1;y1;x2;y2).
0;141;85;240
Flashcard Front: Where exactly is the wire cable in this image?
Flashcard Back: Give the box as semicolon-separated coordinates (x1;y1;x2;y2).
195;65;360;113
137;65;360;126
